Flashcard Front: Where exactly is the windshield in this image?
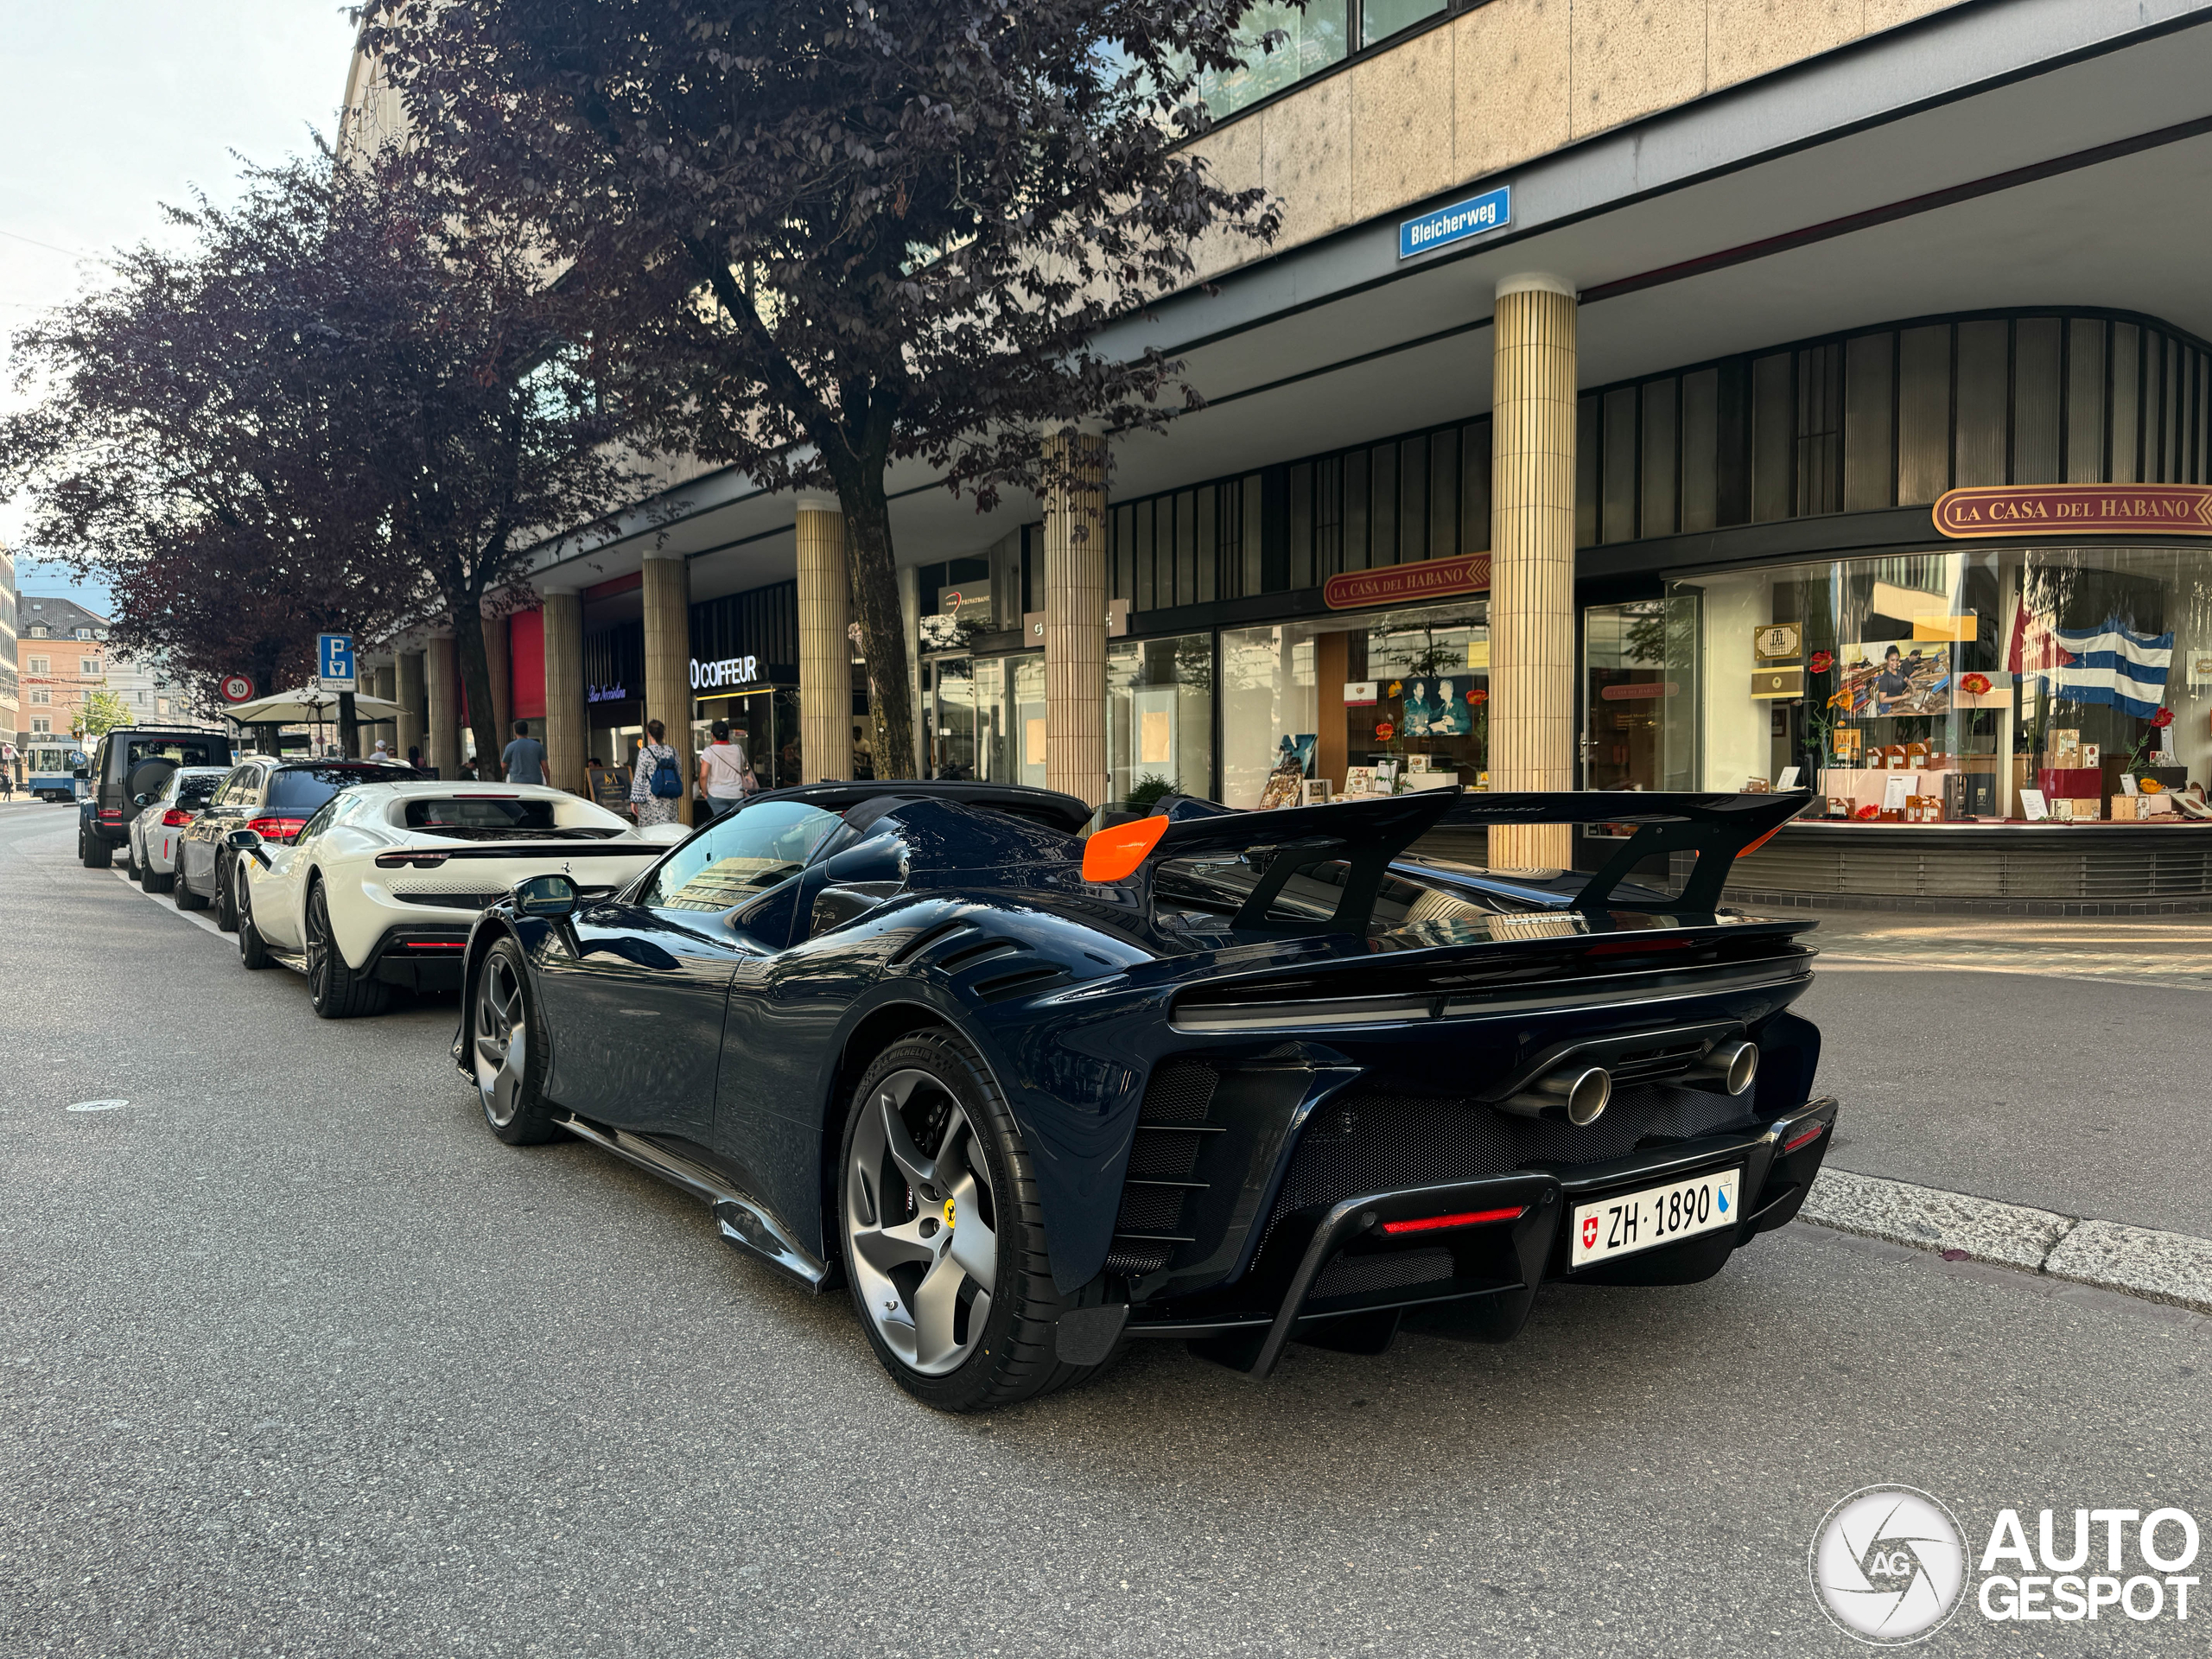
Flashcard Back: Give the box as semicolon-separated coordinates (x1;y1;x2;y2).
174;772;225;807
267;766;407;812
642;801;842;912
127;737;226;767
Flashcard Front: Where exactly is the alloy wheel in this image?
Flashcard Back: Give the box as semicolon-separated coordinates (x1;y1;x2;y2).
844;1069;1001;1377
306;892;331;1005
473;953;529;1127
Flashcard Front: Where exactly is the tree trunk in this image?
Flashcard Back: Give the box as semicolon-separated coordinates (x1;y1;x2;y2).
338;689;358;759
830;464;918;779
450;601;505;781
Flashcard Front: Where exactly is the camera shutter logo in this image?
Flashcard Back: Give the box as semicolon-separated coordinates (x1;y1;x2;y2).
1810;1486;1967;1644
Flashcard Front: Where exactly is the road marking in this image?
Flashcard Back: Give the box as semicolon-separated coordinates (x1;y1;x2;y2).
109;867;228;939
67;1099;129;1112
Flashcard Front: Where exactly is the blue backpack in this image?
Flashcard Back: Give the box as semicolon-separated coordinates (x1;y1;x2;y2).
648;746;683;800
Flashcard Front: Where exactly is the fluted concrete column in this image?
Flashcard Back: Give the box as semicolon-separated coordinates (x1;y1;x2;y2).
484;613;513;772
540;587;586;794
796;495;853;784
425;634;461;779
1489;276;1579;872
1043;431;1109;809
372;664;397;755
396;650;426;765
641;550;695;824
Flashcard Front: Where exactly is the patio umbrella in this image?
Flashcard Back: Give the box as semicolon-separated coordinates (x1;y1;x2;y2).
223;685;404;723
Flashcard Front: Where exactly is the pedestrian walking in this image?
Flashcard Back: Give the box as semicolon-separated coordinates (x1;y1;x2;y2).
696;720;753;822
501;721;546;785
630;720;684;829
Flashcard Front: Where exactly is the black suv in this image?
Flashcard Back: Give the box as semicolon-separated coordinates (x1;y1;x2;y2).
175;759;418;930
77;728;234;869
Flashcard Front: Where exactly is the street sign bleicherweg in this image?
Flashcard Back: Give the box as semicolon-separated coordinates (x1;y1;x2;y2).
1399;186;1511;260
317;634;357;690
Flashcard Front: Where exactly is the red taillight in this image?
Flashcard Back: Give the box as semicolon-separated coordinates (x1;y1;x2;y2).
401;941;467;950
1783;1122;1827;1154
99;807;123;819
1379;1205;1527;1236
247;816;308;843
161;809;192;827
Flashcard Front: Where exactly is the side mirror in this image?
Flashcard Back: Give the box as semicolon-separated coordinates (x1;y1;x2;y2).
133;793;153;808
224;828;263;852
810;882;904;938
513;873;579;918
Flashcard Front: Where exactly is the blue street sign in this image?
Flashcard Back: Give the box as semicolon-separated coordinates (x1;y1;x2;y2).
1399;186;1511;260
318;633;357;688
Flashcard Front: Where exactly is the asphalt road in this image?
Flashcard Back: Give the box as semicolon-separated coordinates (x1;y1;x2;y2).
3;799;2208;1657
1796;917;2212;1240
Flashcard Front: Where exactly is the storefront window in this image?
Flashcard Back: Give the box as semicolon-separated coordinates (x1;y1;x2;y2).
1584;598;1700;792
1663;544;2212;822
968;654;1046;788
1107;633;1214;809
1222;600;1488;808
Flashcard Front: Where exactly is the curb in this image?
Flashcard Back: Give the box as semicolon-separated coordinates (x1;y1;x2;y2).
1797;1168;2212;1317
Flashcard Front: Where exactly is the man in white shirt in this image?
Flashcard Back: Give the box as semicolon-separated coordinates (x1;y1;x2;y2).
697;720;753;821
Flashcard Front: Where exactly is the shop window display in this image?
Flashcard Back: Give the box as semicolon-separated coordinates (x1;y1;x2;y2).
1665;544;2212;823
1221;601;1489;809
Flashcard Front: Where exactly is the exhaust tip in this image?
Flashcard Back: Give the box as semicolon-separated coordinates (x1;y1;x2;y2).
1690;1039;1759;1096
1563;1065;1611;1126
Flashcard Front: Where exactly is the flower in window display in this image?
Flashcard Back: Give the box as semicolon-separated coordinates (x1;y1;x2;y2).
1375;721;1395;741
1468;688;1488;706
1959;671;1991;696
2153;707;2176;728
1809;651;1834;675
1387;681;1402;697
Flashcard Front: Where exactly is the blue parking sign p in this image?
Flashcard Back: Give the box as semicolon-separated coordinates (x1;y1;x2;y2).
318;633;356;687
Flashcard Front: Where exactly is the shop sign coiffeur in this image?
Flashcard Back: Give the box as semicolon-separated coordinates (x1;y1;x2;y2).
1323;551;1491;612
1934;484;2212;537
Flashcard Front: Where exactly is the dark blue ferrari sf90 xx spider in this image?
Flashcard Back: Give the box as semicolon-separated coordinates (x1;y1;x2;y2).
454;781;1835;1411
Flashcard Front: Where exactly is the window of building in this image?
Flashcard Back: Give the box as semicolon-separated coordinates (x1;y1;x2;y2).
75;628;90;639
1576;312;2212;547
28;625;47;638
1195;0;1350;120
1657;542;2210;822
1106;633;1214;809
80;658;99;676
30;717;50;734
1222;599;1488;809
157;697;171;716
30;688;50;705
29;655;48;675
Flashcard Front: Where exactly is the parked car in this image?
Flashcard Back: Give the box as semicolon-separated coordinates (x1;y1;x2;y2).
446;781;1834;1412
125;766;229;893
77;728;233;868
227;780;684;1017
175;760;416;928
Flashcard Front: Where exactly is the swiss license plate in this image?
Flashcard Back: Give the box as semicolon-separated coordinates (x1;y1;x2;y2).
1569;1170;1740;1268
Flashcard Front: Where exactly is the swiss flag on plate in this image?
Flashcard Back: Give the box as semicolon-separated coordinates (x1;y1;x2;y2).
1581;1217;1599;1249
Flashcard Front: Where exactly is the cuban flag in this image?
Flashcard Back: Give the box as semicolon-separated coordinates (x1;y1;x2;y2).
2034;618;2174;717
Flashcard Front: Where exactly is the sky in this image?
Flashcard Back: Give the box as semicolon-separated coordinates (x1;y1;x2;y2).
0;0;362;579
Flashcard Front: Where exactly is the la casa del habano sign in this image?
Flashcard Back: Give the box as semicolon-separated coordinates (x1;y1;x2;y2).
1934;483;2212;537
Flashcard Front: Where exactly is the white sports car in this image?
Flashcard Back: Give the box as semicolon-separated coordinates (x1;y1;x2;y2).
227;779;686;1018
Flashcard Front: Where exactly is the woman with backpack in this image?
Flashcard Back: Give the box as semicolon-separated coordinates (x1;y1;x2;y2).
629;719;685;828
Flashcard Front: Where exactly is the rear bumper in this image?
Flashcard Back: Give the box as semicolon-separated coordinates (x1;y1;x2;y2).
363;925;472;990
1116;1096;1839;1378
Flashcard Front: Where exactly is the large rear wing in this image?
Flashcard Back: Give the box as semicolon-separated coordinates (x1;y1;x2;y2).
1080;789;1812;933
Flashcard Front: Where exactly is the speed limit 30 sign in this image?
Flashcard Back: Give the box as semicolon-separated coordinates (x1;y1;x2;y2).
219;675;256;703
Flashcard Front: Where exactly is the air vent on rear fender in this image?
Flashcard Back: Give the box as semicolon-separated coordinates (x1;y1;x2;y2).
1104;1062;1224;1278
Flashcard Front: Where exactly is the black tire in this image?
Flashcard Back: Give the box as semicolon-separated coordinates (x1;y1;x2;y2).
213;854;239;931
174;860;208;910
838;1030;1109;1413
468;938;560;1145
305;881;388;1019
237;874;273;970
80;826;111;869
148;865;175;894
124;837;139;878
135;845;155;890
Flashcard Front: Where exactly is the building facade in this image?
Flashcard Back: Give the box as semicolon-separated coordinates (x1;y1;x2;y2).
360;0;2212;907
